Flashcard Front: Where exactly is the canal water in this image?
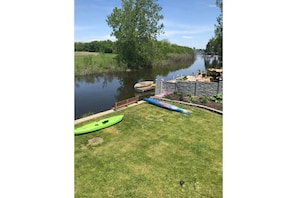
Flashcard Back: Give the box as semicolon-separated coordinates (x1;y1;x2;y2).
74;53;219;119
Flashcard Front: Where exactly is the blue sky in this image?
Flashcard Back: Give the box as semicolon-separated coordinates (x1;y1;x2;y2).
75;0;221;49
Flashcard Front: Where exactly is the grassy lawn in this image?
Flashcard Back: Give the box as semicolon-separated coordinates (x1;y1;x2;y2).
75;102;222;197
74;52;126;75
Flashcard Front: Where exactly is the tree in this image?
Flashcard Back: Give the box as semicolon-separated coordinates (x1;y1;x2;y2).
205;0;222;57
215;0;222;56
75;42;85;51
106;0;164;69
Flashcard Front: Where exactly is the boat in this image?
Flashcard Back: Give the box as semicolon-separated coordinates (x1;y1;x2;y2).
143;98;190;115
134;81;155;92
74;115;124;135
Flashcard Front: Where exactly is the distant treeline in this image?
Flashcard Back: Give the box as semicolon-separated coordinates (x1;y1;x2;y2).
75;40;115;53
75;39;195;57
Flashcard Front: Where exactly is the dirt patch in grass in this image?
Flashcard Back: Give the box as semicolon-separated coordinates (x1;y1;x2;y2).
87;137;103;146
103;127;120;135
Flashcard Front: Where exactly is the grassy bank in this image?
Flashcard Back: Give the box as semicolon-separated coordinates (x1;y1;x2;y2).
75;102;222;197
75;52;127;76
74;52;196;76
151;53;196;70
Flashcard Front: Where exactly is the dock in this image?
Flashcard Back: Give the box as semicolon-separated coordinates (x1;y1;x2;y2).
75;98;145;125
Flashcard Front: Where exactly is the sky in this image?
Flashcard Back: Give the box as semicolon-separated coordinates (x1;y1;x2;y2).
75;0;221;49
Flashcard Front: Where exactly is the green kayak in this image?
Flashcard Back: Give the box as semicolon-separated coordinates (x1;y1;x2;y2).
74;115;124;135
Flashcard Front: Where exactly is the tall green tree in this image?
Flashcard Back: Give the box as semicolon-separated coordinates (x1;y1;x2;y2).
206;0;222;57
106;0;164;69
215;0;222;56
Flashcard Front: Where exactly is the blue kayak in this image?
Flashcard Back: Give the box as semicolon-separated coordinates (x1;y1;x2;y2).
143;98;190;115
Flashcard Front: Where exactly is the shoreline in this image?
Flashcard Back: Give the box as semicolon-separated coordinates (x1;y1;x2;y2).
74;101;146;125
74;97;222;125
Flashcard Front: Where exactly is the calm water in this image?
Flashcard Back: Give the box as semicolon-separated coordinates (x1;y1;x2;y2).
75;53;219;119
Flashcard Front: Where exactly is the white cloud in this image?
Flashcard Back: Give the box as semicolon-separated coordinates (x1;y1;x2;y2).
76;34;116;42
157;20;215;48
163;26;214;37
182;36;194;39
162;20;214;37
100;35;117;41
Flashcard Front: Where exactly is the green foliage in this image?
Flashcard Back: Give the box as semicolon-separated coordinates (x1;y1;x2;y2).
205;0;222;57
187;93;196;103
209;93;223;103
75;40;116;53
75;38;195;70
83;56;92;66
157;40;195;58
199;96;208;104
74;52;127;75
174;91;183;97
106;0;164;69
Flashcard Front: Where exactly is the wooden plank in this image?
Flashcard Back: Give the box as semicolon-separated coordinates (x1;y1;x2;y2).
113;96;139;110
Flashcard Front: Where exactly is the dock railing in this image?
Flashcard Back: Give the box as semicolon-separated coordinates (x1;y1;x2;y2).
113;96;139;110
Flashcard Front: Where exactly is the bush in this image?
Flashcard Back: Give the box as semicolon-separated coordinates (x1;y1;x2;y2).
209;93;223;103
187;93;196;103
199;96;208;104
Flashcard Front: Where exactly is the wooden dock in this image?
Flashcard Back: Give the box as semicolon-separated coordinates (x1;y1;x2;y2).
75;97;145;125
113;96;140;110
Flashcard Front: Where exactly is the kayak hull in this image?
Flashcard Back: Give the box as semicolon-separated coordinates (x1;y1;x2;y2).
74;115;124;135
143;98;190;115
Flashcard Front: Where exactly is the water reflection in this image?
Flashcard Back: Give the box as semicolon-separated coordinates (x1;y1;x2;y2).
204;55;222;69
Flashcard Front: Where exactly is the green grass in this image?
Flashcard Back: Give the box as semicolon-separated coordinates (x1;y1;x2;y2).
74;52;196;76
75;102;222;197
74;52;127;75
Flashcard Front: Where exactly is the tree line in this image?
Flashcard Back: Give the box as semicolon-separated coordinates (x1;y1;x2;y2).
75;40;115;53
205;0;222;57
75;39;194;56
